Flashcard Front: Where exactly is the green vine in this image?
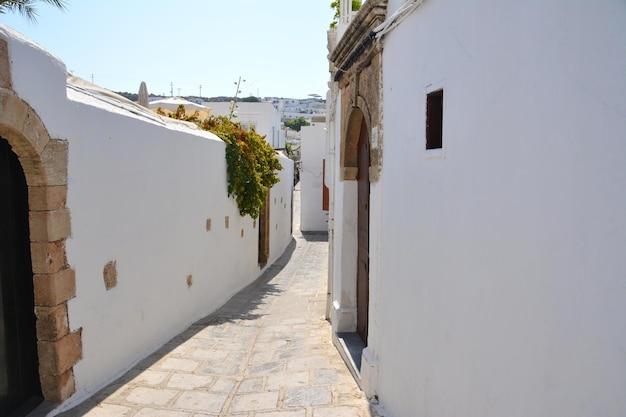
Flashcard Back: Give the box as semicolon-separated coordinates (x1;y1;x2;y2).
157;105;283;219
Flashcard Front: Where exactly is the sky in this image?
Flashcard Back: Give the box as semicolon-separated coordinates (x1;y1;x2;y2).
0;1;336;99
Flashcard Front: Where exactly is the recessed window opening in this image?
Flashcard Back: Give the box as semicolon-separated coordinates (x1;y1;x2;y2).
426;89;443;150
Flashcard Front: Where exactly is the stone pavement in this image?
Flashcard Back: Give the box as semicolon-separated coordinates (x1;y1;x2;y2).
58;187;379;417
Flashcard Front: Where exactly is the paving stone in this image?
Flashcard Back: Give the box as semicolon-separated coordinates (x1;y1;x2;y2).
313;406;364;417
250;349;275;363
188;348;230;360
286;356;330;371
201;360;241;376
273;347;308;360
211;377;236;393
214;340;248;351
167;374;214;390
266;371;309;390
228;392;280;413
253;340;289;352
126;370;170;386
314;369;341;385
134;408;191;417
283;386;331;407
238;377;264;393
81;404;132;417
126;387;178;406
172;391;228;413
246;361;285;376
157;358;201;372
254;410;306;417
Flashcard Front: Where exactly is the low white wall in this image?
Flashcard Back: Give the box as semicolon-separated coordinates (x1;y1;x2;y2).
300;123;328;232
370;1;626;416
2;25;293;408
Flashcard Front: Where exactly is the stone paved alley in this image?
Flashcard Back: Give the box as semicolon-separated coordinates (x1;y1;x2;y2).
56;187;379;417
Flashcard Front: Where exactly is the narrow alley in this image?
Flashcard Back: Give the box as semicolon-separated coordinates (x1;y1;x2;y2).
56;187;378;417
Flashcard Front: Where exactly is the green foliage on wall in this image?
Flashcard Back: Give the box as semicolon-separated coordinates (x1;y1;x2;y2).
158;105;283;219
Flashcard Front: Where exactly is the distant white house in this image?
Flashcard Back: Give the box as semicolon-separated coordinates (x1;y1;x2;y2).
327;1;626;416
148;96;208;111
300;121;328;232
203;101;285;149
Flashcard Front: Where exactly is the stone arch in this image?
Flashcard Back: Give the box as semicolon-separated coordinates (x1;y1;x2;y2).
341;96;371;181
1;41;81;403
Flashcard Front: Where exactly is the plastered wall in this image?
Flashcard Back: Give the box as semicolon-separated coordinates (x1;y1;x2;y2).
300;122;328;232
1;25;293;409
372;1;626;416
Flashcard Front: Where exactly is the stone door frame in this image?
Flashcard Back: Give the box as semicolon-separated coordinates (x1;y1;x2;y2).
1;39;81;403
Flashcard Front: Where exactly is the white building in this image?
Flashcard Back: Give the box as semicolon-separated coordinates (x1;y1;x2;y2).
299;120;329;232
0;25;293;415
327;1;626;416
203;101;286;149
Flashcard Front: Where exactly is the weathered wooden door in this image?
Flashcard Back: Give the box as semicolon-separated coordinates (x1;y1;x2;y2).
0;138;42;416
356;120;370;344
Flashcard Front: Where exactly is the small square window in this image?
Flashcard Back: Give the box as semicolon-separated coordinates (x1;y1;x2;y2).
426;89;443;150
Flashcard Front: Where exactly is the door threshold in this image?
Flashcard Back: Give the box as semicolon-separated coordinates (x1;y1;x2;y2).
334;332;365;386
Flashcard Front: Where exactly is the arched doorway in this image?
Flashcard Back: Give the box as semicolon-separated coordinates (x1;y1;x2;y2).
0;77;80;404
0;137;42;416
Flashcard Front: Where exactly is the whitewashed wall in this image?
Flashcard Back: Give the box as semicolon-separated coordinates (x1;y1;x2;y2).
367;1;626;416
300;122;328;232
3;26;293;409
269;155;295;256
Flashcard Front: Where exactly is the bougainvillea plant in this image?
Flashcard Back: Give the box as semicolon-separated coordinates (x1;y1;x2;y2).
157;105;282;219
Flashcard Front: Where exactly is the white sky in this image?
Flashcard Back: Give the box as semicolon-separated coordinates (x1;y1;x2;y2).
0;1;336;99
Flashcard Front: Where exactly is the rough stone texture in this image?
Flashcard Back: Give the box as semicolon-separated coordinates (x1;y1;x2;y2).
29;207;72;242
103;261;117;290
33;267;76;306
40;139;69;186
35;303;69;341
54;188;377;417
30;240;68;275
28;185;68;211
38;329;83;376
1;93;28;135
40;369;75;403
0;39;11;89
22;107;52;154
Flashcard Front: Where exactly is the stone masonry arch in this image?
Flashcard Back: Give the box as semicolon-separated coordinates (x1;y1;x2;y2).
341;98;371;181
1;38;81;403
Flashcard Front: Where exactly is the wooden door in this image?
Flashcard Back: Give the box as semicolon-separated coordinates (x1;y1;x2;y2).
0;138;42;416
356;120;370;344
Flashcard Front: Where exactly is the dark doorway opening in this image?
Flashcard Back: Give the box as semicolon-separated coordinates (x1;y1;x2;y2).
356;118;370;345
0;137;42;417
258;193;271;268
